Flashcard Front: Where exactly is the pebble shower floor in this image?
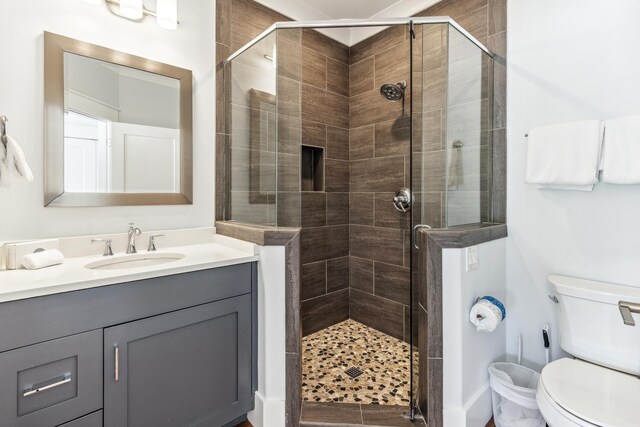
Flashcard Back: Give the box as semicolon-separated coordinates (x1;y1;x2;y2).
302;319;413;406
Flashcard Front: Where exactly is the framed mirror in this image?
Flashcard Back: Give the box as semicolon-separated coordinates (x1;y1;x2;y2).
44;32;193;206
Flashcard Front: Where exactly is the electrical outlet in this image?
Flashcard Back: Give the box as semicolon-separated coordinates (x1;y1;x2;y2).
466;246;479;271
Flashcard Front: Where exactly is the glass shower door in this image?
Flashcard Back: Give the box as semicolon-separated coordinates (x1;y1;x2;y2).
410;21;450;417
410;20;449;415
410;22;495;419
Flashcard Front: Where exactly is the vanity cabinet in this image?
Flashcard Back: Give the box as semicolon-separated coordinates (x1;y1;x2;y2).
0;263;257;427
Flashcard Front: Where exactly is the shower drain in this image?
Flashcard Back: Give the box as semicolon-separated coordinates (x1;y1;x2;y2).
344;367;363;379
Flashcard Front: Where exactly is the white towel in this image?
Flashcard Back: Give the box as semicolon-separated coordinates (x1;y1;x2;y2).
0;143;9;187
6;135;34;183
602;115;640;184
22;249;65;270
525;120;603;191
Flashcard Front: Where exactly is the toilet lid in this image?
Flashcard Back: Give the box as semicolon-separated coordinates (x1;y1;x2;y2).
540;358;640;427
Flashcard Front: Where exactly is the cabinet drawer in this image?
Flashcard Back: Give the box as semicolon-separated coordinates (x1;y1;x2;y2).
0;330;103;427
59;411;102;427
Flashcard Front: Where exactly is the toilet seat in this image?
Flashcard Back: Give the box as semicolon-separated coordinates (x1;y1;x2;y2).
536;358;640;427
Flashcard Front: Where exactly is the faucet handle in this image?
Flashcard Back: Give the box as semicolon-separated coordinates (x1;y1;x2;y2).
92;239;114;256
147;234;165;252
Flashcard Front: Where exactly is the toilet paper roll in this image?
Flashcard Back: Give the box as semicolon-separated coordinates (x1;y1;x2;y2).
470;296;505;332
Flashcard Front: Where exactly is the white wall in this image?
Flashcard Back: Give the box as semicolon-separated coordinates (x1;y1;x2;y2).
506;0;640;369
0;0;214;242
442;238;506;427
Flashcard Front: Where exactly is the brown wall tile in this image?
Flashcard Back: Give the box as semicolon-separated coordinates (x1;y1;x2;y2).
327;58;349;97
350;126;374;160
374;193;410;229
350;225;404;266
456;5;489;45
349;192;374;226
302;84;349;129
350;89;407;128
278;76;302;119
350;289;405;341
327;192;349;225
216;0;231;47
302;192;326;228
349;257;374;293
350;25;406;65
349;57;374;97
302;29;349;64
302;120;326;148
374;262;410;306
327;257;349;292
302;289;349;336
325;159;349;193
374;40;410;89
350;156;405;193
230;0;288;51
326;126;349;160
302;47;327;90
301;225;349;264
302;260;326;301
374;117;410;158
488;0;507;36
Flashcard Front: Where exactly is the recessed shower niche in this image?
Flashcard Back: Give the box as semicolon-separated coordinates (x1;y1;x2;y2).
301;145;324;192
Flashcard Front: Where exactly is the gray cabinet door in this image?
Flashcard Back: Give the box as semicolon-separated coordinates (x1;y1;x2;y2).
104;295;253;427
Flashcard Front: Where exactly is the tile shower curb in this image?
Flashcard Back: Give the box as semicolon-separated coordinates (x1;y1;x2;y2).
419;223;508;427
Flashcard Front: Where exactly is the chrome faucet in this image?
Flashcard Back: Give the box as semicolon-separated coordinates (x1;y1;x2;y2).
126;223;142;254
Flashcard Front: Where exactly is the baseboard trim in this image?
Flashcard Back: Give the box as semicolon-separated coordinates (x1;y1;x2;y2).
443;383;493;427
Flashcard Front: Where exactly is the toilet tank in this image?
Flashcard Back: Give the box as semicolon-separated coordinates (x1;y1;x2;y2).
549;275;640;375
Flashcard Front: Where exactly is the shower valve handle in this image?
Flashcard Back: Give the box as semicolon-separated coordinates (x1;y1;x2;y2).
392;188;413;213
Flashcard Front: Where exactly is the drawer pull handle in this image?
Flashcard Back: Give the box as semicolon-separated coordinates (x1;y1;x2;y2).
23;374;71;397
115;345;119;382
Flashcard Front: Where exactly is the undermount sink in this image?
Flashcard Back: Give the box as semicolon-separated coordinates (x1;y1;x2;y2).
85;253;185;271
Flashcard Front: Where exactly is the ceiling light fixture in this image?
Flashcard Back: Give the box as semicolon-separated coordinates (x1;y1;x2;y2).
119;0;143;19
157;0;178;30
83;0;180;29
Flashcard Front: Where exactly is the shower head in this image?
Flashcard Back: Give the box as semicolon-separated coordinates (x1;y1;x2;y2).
380;81;406;102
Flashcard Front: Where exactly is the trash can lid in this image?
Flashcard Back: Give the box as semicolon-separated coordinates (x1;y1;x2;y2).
540;358;640;427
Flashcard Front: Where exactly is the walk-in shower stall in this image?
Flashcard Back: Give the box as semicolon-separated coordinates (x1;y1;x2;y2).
223;17;496;424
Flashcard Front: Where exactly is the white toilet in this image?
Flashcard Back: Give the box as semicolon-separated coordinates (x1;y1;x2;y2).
536;275;640;427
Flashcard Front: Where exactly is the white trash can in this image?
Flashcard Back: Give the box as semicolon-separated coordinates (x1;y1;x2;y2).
488;362;545;427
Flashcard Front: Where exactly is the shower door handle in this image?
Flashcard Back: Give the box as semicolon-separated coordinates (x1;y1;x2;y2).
413;224;431;249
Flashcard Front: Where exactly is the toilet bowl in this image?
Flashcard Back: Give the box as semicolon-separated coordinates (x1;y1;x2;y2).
536;358;640;426
538;276;640;427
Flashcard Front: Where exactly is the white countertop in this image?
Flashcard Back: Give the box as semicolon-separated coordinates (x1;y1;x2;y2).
0;229;259;303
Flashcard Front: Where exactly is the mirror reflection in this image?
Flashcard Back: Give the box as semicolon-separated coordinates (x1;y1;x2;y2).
63;52;180;193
